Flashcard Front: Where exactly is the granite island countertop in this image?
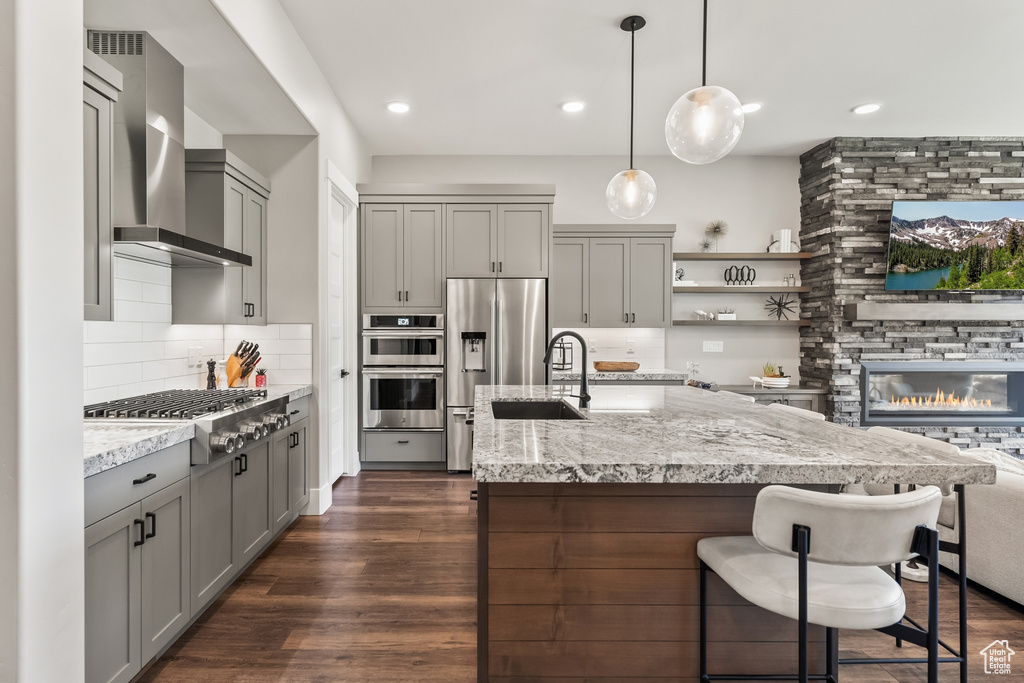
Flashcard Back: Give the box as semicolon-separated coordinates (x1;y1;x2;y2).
553;367;688;383
83;383;313;478
472;384;997;486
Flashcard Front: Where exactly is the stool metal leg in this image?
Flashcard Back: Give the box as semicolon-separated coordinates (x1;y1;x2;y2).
825;627;837;683
700;559;708;683
795;525;810;683
956;484;968;683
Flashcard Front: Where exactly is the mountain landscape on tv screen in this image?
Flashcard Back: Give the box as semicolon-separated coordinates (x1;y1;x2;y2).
886;204;1024;290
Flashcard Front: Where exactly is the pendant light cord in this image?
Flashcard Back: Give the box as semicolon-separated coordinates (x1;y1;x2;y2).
629;18;635;170
701;0;708;87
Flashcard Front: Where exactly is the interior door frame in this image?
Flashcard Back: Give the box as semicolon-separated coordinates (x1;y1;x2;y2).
321;160;360;502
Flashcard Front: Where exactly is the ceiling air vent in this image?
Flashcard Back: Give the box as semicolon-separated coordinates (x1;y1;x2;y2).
87;31;145;56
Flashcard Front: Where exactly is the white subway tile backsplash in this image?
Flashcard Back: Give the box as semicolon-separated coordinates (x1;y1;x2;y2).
115;257;170;285
142;283;171;304
278;324;313;340
114;278;143;302
268;369;313;385
84;321;143;344
84;387;120;405
84;341;165;367
87;363;143;390
116;300;172;323
280;354;312;370
142;358;188;382
116;380;166;399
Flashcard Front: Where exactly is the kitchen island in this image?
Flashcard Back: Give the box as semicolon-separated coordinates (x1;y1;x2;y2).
472;385;996;682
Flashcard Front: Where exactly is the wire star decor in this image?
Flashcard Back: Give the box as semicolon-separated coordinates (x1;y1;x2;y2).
765;294;797;320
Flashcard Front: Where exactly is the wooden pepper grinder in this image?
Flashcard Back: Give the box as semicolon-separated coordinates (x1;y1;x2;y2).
206;359;217;390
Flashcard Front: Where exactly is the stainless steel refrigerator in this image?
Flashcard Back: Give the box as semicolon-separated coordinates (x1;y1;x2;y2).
446;278;547;471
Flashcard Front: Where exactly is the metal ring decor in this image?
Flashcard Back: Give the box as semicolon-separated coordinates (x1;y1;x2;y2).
724;265;756;285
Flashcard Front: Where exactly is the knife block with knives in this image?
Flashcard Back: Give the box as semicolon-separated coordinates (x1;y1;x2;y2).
227;340;260;388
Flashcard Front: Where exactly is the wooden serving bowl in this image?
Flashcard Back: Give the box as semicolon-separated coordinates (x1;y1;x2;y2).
593;361;640;372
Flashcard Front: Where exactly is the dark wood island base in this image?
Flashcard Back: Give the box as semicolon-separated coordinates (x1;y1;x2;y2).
477;482;831;682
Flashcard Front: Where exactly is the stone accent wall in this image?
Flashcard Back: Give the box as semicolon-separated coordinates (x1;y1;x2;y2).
798;137;1024;453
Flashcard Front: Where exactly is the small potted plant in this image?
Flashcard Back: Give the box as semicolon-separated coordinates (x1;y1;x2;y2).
254;367;267;388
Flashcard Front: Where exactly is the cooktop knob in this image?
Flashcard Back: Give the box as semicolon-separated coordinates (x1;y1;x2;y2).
241;423;264;440
264;413;287;430
211;433;240;454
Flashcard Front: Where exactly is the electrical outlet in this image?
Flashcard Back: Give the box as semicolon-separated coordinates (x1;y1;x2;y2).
588;338;596;353
626;339;636;354
187;346;203;366
703;341;724;353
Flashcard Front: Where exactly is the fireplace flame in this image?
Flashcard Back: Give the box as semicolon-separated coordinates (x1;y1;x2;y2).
889;390;992;409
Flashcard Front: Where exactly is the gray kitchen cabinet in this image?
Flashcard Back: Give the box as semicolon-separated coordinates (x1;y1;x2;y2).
174;149;270;325
446;203;549;278
85;503;141;683
272;417;309;534
551;238;589;327
85;446;190;683
629;237;673;327
83;50;121;322
140;478;191;662
715;386;825;414
551;231;673;328
191;442;271;613
588;238;631;328
362;203;443;309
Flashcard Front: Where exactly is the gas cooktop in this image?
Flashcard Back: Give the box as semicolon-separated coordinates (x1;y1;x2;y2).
84;389;269;419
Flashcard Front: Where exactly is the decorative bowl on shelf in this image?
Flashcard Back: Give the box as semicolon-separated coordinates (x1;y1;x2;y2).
594;361;640;372
750;375;791;388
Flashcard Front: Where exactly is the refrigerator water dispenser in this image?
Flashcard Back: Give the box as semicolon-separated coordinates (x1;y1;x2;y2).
460;332;487;372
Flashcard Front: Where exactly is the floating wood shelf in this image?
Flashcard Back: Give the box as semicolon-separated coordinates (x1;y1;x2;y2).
673;252;811;260
673;286;810;293
673;319;811;327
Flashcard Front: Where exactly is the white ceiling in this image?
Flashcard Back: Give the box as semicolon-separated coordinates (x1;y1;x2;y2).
84;0;315;137
83;0;1024;159
279;0;1024;157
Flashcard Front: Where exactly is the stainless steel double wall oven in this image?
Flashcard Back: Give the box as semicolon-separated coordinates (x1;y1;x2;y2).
361;315;445;431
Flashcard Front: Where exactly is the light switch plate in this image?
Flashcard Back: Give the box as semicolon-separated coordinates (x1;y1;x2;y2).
187;347;203;366
703;341;724;353
588;338;596;353
626;340;635;354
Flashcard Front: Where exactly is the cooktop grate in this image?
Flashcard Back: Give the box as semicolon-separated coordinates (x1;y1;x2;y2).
84;389;269;419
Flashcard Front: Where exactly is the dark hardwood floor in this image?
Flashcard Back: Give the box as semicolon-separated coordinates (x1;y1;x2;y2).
140;472;1023;682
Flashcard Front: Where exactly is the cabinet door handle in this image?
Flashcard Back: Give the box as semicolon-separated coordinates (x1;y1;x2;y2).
491;262;495;273
290;410;300;415
583;313;588;324
624;313;628;323
145;511;157;540
240;452;248;473
499;261;503;273
134;519;146;547
397;440;410;444
234;456;243;476
398;291;402;302
632;313;636;323
133;473;156;486
405;291;409;302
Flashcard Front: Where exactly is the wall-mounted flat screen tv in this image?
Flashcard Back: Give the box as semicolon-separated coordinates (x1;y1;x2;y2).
886;200;1024;291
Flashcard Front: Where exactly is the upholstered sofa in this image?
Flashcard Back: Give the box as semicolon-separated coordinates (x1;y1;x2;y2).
939;448;1024;606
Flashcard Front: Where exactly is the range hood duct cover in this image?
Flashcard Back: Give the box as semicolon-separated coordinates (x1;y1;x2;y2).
86;30;250;267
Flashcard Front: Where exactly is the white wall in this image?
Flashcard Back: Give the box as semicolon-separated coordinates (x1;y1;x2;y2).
185;106;224;148
0;0;85;679
372;154;802;384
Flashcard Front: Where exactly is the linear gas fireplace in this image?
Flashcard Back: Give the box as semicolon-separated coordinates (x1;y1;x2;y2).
861;361;1024;427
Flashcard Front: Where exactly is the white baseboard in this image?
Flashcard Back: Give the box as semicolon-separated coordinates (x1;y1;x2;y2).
302;481;333;515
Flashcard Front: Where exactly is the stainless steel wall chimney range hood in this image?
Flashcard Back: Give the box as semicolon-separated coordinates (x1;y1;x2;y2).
86;30;251;267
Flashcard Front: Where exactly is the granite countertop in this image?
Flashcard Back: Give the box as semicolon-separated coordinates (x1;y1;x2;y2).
716;383;827;395
83;384;313;478
553;368;689;382
472;384;997;486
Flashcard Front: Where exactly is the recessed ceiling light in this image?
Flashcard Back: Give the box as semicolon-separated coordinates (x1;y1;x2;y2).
740;102;762;114
387;102;410;113
561;101;585;113
852;103;881;115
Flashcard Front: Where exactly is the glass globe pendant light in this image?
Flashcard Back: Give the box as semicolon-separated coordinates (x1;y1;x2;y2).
607;15;656;220
665;0;744;164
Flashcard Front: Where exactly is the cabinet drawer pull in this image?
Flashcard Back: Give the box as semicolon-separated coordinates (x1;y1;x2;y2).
134;519;146;547
145;511;157;539
240;452;248;473
290;410;300;415
133;473;157;486
397;440;410;444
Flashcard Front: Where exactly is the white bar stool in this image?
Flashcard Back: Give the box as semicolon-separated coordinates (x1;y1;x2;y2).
698;485;943;683
767;402;826;421
860;426;968;683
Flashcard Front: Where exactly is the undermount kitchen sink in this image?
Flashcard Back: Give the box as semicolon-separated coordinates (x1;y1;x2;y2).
491;400;586;420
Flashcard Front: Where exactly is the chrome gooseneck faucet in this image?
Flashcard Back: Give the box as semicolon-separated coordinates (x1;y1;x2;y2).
542;331;590;409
